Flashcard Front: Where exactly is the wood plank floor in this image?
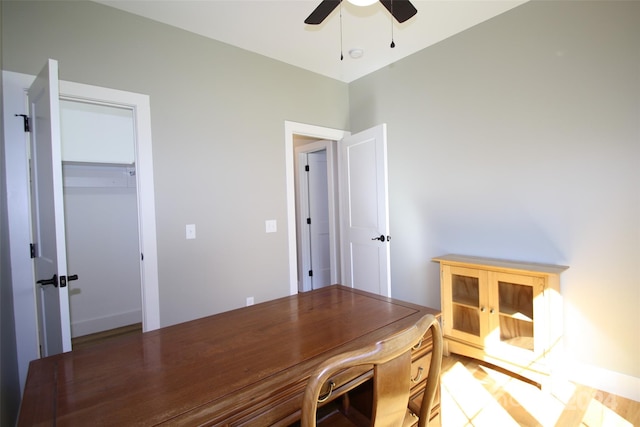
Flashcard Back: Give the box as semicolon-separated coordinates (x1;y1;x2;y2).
440;354;640;427
71;325;639;426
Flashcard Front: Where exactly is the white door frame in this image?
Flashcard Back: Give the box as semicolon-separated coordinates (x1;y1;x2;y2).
2;70;159;394
284;121;349;295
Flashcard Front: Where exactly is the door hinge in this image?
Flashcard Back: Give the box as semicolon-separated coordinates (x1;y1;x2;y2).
308;270;313;277
305;165;310;172
15;114;30;132
306;218;311;225
29;243;36;259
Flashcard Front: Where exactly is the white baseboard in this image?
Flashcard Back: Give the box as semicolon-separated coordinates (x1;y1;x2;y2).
565;360;640;403
71;309;142;338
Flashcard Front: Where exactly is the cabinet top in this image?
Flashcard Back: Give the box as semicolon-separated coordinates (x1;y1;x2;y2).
432;254;569;275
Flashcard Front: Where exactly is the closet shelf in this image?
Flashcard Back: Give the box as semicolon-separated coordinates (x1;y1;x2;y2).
62;162;136;188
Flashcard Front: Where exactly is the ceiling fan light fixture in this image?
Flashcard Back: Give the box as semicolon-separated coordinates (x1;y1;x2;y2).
347;0;378;6
305;0;416;25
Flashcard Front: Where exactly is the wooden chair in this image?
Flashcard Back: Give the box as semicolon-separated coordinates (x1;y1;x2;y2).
301;314;443;427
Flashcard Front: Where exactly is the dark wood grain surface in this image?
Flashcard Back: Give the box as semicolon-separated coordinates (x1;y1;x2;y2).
19;285;439;426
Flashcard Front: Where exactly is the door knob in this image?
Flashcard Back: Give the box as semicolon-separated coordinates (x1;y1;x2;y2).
371;235;386;242
37;274;58;288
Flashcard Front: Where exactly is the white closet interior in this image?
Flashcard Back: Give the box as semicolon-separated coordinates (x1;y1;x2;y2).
60;99;142;338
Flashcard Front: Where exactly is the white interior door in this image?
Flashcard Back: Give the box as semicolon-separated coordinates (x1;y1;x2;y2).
29;59;72;356
295;138;340;292
339;124;391;297
307;150;332;289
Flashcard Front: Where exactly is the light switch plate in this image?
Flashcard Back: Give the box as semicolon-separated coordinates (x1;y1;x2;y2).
265;220;277;233
186;224;196;239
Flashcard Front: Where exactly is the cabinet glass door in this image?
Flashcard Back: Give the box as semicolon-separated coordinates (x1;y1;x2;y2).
443;266;487;346
452;274;480;337
497;281;534;350
490;272;542;356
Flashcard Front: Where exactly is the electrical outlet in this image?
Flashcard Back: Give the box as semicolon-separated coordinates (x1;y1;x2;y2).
246;296;254;306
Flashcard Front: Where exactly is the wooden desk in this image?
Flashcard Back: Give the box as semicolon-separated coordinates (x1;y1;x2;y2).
19;285;440;426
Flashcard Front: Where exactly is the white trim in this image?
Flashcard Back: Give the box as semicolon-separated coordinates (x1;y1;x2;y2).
565;360;640;403
284;121;349;295
3;71;39;396
296;150;312;292
71;309;142;338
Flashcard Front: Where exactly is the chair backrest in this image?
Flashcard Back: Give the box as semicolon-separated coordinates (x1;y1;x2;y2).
301;314;443;427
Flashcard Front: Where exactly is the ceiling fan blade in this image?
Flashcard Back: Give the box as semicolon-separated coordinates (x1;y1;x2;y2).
305;0;341;25
379;0;417;23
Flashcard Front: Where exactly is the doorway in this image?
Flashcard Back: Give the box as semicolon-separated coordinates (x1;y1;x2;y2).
59;99;142;341
285;122;349;294
57;79;160;336
285;121;391;297
295;139;339;292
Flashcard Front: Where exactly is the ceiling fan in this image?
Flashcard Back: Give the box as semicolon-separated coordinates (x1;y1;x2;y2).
305;0;418;25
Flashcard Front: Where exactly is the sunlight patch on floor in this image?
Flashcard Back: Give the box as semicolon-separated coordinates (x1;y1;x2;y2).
441;361;520;426
493;371;564;425
582;395;633;427
439;356;638;427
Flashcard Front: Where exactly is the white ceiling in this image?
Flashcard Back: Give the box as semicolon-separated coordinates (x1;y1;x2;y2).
96;0;527;83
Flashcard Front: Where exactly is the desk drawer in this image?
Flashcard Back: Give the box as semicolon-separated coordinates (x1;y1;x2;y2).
319;365;371;399
410;352;433;389
229;366;373;427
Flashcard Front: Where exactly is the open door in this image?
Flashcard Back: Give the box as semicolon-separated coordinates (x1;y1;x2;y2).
339;124;391;297
297;141;337;291
29;59;72;356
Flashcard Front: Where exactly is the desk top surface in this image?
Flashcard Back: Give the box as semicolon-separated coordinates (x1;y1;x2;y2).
19;285;439;426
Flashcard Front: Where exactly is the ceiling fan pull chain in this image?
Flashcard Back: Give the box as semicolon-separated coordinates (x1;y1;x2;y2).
390;0;396;48
340;1;344;60
390;23;395;48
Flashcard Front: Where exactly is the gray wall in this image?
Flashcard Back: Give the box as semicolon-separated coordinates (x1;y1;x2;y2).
349;0;640;381
2;1;349;328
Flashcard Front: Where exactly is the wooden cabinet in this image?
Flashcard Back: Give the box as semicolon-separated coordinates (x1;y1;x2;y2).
434;255;568;388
